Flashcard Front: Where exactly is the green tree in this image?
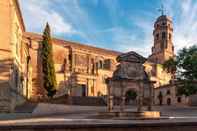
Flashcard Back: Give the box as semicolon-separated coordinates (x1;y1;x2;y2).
177;45;197;80
163;45;197;96
41;23;57;98
163;57;177;79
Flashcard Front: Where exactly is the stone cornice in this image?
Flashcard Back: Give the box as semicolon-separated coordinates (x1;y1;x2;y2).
0;49;11;53
14;0;25;31
23;32;122;57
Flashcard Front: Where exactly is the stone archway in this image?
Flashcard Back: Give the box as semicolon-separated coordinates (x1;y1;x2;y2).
167;98;171;105
125;90;137;105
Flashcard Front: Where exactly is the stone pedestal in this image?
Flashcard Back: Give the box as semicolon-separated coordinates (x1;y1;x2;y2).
108;96;113;112
120;96;126;112
148;84;153;111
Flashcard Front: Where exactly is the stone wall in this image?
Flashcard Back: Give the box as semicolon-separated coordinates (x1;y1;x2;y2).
0;0;26;112
24;33;119;100
154;84;188;105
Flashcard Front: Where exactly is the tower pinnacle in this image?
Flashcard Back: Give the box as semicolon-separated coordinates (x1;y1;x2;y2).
158;3;165;16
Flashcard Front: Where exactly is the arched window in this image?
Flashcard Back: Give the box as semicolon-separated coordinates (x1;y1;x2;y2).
96;62;99;70
169;33;171;40
162;32;166;39
99;60;103;69
177;97;182;103
166;90;170;95
61;58;67;72
156;33;159;40
91;58;94;74
167;98;171;105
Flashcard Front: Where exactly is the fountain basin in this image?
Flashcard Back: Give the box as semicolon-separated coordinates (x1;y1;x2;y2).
97;111;161;119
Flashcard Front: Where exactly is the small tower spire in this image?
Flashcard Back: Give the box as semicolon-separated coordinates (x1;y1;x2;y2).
158;3;165;16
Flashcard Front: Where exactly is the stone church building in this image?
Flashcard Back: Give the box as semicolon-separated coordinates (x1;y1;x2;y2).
144;15;188;106
0;0;188;112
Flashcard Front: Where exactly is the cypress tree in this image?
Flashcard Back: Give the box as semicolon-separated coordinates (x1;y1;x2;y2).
41;23;57;98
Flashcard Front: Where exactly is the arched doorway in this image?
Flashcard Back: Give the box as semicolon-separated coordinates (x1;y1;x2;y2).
125;90;137;105
81;85;87;97
158;91;163;105
167;98;171;105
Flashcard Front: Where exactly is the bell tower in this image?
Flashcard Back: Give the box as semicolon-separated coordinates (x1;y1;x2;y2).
149;14;174;64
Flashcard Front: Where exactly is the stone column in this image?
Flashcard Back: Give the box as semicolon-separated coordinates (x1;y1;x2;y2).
120;81;126;112
108;95;114;112
87;55;90;74
120;96;126;112
71;51;75;72
148;83;153;111
137;82;143;112
107;80;113;112
137;96;141;112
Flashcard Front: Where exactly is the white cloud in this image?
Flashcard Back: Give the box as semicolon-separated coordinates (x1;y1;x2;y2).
97;26;151;56
19;0;75;35
19;0;104;46
172;0;197;52
123;0;197;56
41;0;101;43
19;0;197;57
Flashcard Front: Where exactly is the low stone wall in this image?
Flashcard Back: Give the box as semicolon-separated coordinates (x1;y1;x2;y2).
0;122;197;131
40;96;107;106
188;94;197;106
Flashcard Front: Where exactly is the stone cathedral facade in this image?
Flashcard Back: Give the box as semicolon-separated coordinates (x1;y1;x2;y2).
0;0;188;112
23;32;119;100
145;15;188;105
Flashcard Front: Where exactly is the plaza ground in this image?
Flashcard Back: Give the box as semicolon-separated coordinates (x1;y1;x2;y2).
1;104;197;122
0;104;197;130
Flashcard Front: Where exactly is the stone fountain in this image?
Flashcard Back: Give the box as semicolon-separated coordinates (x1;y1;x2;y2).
100;51;160;119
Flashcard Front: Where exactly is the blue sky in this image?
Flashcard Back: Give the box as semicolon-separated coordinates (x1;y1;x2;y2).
19;0;197;57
